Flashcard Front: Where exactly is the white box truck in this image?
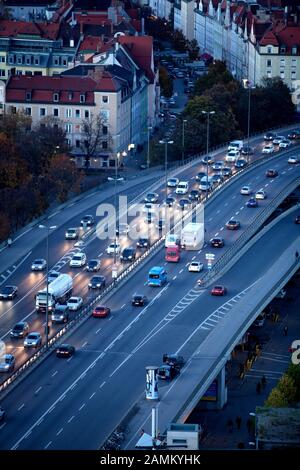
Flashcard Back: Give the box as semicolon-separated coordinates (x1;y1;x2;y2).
181;222;204;250
227;140;243;151
36;274;73;313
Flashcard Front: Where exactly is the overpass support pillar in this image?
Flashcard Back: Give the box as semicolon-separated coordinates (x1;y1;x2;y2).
199;366;227;410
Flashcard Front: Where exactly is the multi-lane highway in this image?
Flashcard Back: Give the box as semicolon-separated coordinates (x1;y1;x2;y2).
0;131;300;449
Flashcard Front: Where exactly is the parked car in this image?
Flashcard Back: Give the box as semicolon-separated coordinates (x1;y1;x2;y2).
88;275;106;289
211;285;227;296
0;285;18;300
80;215;94;227
65;227;79;240
10;321;29;339
210;237;224;248
92;306;111;318
131;294;148;306
69;252;86;267
67;296;83;311
188;261;203;272
56;344;75;358
265;169;278;178
226;219;240;230
24;332;42;349
31;258;47;271
0;354;15;373
87;259;101;272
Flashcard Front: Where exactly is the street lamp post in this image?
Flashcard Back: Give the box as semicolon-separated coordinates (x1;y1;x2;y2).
159;139;174;229
147;126;153;170
114;152;120;266
247;82;251;165
182;119;187;163
38;223;57;348
202;110;215;201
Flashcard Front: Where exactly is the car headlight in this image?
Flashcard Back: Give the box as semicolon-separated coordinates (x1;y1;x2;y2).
88;283;92;287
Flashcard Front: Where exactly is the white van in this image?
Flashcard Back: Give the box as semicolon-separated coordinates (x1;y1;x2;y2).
199;176;213;191
228;140;243;151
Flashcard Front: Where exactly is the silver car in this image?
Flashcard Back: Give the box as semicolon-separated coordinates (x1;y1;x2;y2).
31;259;47;271
24;332;42;349
0;354;15;372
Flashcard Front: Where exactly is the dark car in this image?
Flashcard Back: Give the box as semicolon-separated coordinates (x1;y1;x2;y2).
51;304;69;324
264;132;275;141
165;196;176;207
247;198;258;208
137;238;150;248
163;354;184;368
0;285;18;300
87;259;101;272
116;223;129;237
196;171;207;181
210;237;224;248
145;212;154;224
131;294;148;306
295;215;300;224
0;354;15;373
120;247;136;262
88;275;106;289
235;159;247;169
80;215;94;227
56;344;75;358
241;146;253;155
189;189;200;202
10;321;29;339
266;169;278;178
178;198;190;209
157;364;180;380
226;219;240;230
288;130;300;139
222;167;232;177
211;173;224;184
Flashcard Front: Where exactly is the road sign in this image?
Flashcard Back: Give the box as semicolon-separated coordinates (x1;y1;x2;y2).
112;265;118;279
205;253;215;260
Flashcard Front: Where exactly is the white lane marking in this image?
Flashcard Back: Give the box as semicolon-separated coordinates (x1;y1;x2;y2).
57;428;63;436
81;341;87;348
0;422;6;430
36;417;44;426
214;232;219;237
109;355;132;378
121;303;126;309
265;183;269;187
35;386;42;394
240;206;244;210
44;441;52;449
179;269;183;274
173;275;177;280
70;383;77;391
220;227;224;231
89;392;96;400
100;381;106;389
232;195;236;199
185;262;189;267
224;202;228;206
18;403;25;411
79;403;86;411
59;395;66;402
68;415;75;423
67;357;73;363
192;256;196;260
235;211;239;215
51;371;58;378
208;218;212;222
0;251;32;286
216;210;220;214
98;253;103;257
95;327;102;334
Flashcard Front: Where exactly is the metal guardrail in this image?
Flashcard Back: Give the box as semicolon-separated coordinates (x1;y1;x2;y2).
0;140;299;396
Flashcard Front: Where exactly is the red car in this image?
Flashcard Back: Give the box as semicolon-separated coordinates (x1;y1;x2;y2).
92;306;111;318
211;285;227;296
266;169;278;178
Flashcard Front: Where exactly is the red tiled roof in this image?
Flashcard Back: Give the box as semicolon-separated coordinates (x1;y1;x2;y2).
79;35;104;53
0;19;60;40
259;30;279;46
130;19;141;33
5;72;120;104
276;26;300;51
118;35;154;83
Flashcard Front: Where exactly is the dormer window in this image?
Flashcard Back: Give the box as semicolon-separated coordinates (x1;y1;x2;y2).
280;46;286;54
68;92;73;100
26;91;32;101
80;93;85;103
292;46;298;55
53;92;59;102
267;46;272;54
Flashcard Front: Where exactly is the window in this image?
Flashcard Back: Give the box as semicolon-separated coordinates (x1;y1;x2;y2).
292;46;297;55
53;108;59;117
280;58;285;65
280;46;286;54
53;57;59;66
25;56;31;65
25;71;32;76
66;108;72;118
267;71;272;78
62;58;67;66
172;439;187;445
291;70;296;79
68;92;73;100
25;107;31;116
101;110;109;121
80;94;85;103
0;56;5;63
16;70;22;75
267;47;272;54
84;110;89;118
53;93;59;102
102;141;108;149
8;55;14;64
34;71;42;76
267;59;272;67
17;56;22;65
66;138;71;147
75;140;81;148
280;71;285;79
292;58;297;65
40;108;46;117
102;125;108;135
102;95;108;103
26;91;32;101
0;70;5;77
34;57;40;65
10;106;16;114
65;123;72;134
75;109;81;118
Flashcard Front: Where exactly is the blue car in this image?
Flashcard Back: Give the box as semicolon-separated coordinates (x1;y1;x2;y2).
247;198;258;208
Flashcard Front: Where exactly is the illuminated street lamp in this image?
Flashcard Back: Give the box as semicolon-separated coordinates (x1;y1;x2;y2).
202;110;215;201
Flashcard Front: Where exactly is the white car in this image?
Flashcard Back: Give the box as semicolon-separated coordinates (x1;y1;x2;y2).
272;135;285;145
48;270;60;283
143;203;156;213
212;161;224;171
106;242;121;255
188;261;203;273
279;139;291;149
255;190;267;200
225;149;239;162
262;145;274;154
69;252;87;267
167;177;179;187
240;185;252;195
31;258;47;271
144;192;159;203
24;332;42;349
67;296;83;311
288;156;299;164
175;181;189;195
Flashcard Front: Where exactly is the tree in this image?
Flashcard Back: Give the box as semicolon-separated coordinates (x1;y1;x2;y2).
0;211;10;240
287;364;300;400
80;114;111;169
172;29;187;52
48;154;83;203
159;66;173;97
194;61;234;95
277;374;297;403
187;39;200;61
265;388;289;408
